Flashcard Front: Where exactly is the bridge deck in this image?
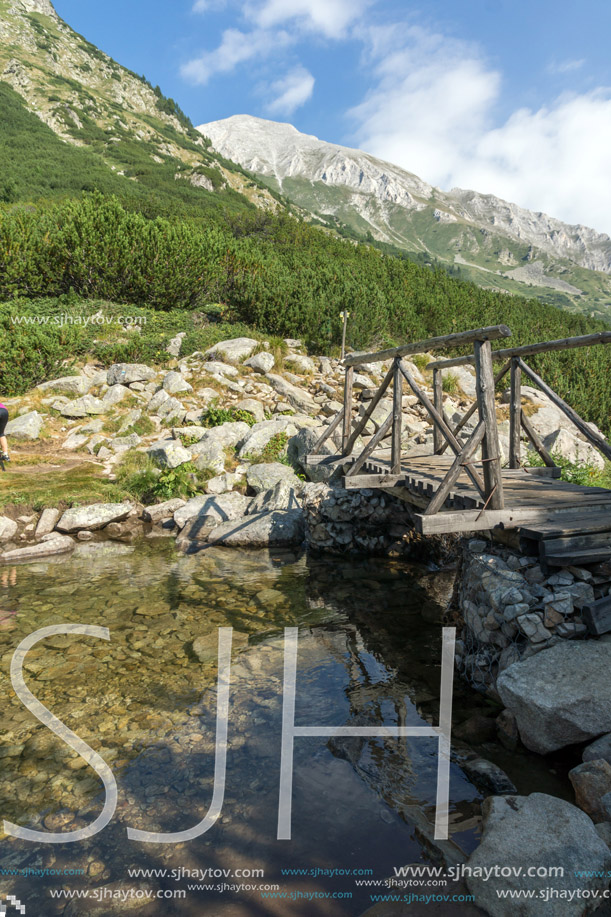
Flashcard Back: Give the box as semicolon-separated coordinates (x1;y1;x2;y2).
312;451;611;537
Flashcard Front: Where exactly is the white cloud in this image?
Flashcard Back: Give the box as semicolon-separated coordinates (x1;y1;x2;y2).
547;58;585;75
266;66;314;115
181;27;292;84
245;0;369;39
350;28;611;233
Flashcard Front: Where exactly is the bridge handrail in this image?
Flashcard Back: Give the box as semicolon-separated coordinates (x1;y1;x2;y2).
343;325;511;367
426;331;611;370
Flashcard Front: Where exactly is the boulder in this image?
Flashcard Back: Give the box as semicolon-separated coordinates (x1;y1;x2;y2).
190;421;250;451
147;440;192;469
107;363;156;386
205;337;258;364
5;410;44;440
194;387;220;407
174;495;212;530
247;479;301;514
147;389;170;414
177;494;252;545
142;498;186;524
265;373;316;413
103;384;131;407
38;375;90;396
285;354;316;374
166;332;186;357
206;510;304;547
443;365;476;398
569;759;611;822
57;503;133;533
0;516;18;542
172;426;207;443
62;432;89;451
288;426;335;481
205;472;240;494
60;395;106;418
543;428;605;471
238;418;296;458
1;535;75;563
233;398;266;424
466;793;611;916
203;360;239;377
155;397;186;423
244;352;275;374
583;733;611;766
246;463;303;494
192;442;226;474
162;371;192;395
35;507;60;538
497;642;611;753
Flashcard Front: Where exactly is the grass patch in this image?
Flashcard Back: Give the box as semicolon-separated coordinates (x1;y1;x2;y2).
244;432;289;464
411;354;431;374
0;462;128;510
115;449;210;503
441;372;460;395
200;406;256;428
526;450;611;488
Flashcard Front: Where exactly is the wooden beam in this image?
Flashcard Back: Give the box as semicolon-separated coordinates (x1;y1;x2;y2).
433;368;443;454
398;359;486;496
344;365;394;455
342;366;354;453
582;597;611;636
311;406;344;453
427;330;611;370
343;325;511;367
425;421;486;516
343;473;408;489
509;357;521;469
520;409;556;467
346;411;394;477
518;358;611;463
473;339;504;510
414;506;588;536
392;360;403;474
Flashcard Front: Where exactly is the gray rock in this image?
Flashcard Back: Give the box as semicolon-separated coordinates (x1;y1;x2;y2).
497;642;611;753
192;442;226;474
103;384;131;407
190;421;250;451
147;440;193;469
162;371;192;395
583;733;611;766
1;535;75;563
5;410;44;440
205;337;258;364
569;759;611;822
563;582;596;609
57;503;133;533
176;494;252;544
233;398;266;424
142;498;186;524
205;472;240;494
516;612;552;643
35;508;60;538
110;434;141;450
0;516;18;542
461;755;517;794
207;510;304;547
244;352;275;374
246;462;303;494
60;395;106;418
543;591;574;617
466;793;611;916
155;396;186;423
204;360;239;377
166;332;186;357
172;426;207;442
174;495;212;529
238;417;296;458
107;363;156;385
285;354;316;374
62;432;89;451
265;373;316;413
543;428;605;471
247;479;301;514
194;387;220;407
38;375;90;396
147;389;170;414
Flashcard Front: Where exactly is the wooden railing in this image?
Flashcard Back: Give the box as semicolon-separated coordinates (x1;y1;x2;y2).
311;325;512;515
427;331;611;471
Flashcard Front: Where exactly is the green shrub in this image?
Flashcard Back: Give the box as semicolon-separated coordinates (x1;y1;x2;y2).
441;372;460;395
201;406;256;428
116;450;208;502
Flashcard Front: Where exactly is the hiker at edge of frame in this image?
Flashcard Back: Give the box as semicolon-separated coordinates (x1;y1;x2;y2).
0;401;10;462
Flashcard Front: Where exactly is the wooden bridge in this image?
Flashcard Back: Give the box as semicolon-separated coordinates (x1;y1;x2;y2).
306;325;611;566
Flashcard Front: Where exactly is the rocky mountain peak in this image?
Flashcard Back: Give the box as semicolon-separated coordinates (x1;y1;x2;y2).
11;0;56;16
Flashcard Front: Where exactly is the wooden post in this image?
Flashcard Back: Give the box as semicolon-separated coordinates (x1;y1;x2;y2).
340;310;350;361
392;358;403;474
433;368;443;454
342;366;354;454
509;357;521;468
473;339;504;509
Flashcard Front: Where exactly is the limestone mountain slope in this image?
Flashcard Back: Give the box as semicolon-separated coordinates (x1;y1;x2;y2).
198;115;611;319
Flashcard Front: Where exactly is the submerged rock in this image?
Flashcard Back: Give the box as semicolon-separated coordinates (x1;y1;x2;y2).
1;534;74;563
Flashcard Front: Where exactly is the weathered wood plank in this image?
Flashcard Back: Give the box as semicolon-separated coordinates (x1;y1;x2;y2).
392;360;402;474
342;366;354;453
545;547;611;567
343;473;409;489
509;357;521;468
541;531;611;554
520;409;556;467
433;368;443;454
518;358;611;463
414;506;574;535
582;597;611;636
343;325;511;367
519;514;611;539
425;422;486;516
346;412;394;477
473;339;504;510
427;331;611;370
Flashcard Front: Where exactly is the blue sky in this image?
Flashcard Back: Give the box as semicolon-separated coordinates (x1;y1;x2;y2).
53;0;611;233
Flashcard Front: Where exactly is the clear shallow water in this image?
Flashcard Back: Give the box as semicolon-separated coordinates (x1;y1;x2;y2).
0;540;569;916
